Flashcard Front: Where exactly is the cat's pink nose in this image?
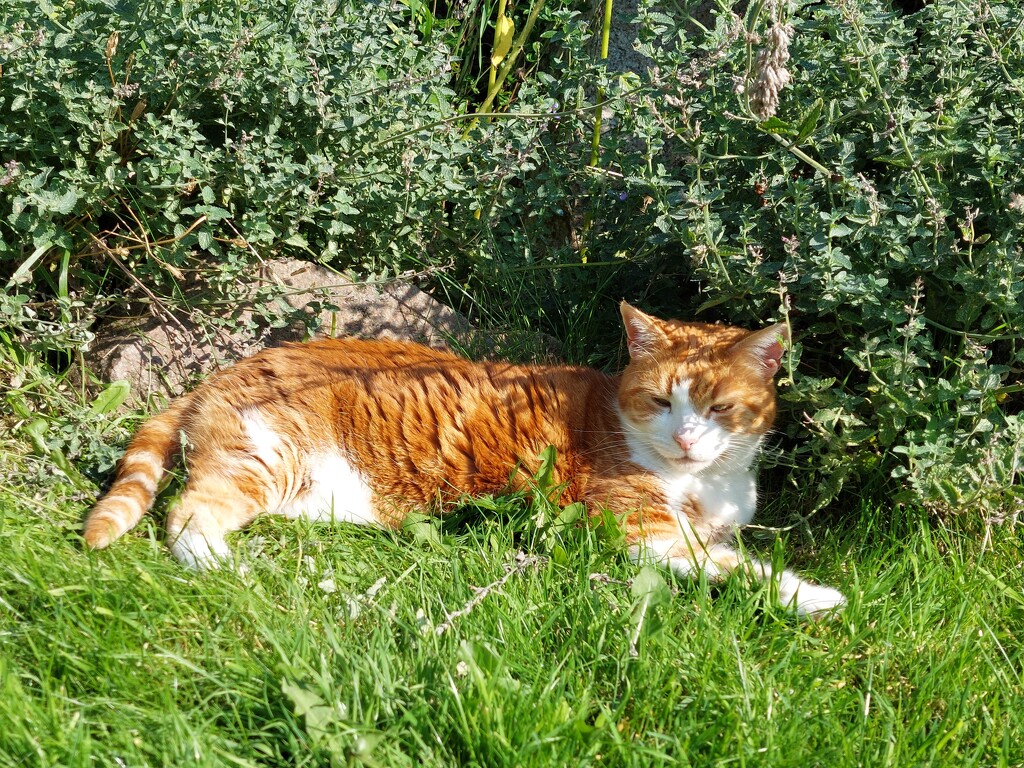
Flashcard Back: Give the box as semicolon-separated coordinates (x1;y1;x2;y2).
674;434;697;452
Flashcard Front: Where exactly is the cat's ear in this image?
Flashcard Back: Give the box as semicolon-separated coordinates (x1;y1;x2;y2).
620;302;668;359
732;323;789;380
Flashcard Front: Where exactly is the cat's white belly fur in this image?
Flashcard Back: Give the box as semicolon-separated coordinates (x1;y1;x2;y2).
277;452;378;525
242;411;377;525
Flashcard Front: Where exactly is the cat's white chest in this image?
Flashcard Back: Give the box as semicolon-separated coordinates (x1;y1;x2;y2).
661;469;757;530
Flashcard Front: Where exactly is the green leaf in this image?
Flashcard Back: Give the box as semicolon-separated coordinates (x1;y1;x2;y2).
23;419;50;456
402;511;447;550
90;381;131;415
795;98;823;143
281;679;339;740
550;543;568;565
53;189;78;215
977;567;1024;608
759;117;794;135
593;507;627;550
57;249;70;300
534;445;556;493
696;293;738;313
52;448;92;491
629;566;672;655
873;155;911;168
281;679;324;717
554;501;584;529
6;244;50;287
631;566;671;606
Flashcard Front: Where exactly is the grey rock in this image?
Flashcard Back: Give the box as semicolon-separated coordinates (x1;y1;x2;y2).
85;258;474;406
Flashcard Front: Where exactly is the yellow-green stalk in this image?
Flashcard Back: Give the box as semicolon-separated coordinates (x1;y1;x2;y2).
589;0;614;167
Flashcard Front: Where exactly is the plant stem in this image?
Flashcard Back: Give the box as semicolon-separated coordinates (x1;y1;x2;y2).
767;133;831;178
487;0;510;109
589;0;614;167
478;0;548;115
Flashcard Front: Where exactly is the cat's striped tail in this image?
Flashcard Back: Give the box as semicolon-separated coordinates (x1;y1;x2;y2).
83;396;192;549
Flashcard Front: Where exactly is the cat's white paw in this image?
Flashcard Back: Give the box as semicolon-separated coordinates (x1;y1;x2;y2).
781;579;846;618
171;529;234;571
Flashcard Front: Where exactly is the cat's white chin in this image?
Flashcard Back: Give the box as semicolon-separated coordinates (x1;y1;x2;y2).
673;455;708;467
663;454;714;473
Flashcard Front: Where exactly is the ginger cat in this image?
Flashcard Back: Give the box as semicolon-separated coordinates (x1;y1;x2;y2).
84;302;845;616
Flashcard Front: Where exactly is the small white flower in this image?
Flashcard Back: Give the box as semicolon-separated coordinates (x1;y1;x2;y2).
414;607;432;634
345;597;362;619
364;577;386;598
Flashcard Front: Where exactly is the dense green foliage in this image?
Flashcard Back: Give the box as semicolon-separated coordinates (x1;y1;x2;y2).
2;0;1021;511
638;0;1024;512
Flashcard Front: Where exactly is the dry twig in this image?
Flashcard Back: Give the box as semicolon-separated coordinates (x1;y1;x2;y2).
434;552;544;635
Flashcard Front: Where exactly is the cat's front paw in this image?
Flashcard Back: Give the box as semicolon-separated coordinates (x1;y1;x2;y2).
778;575;846;618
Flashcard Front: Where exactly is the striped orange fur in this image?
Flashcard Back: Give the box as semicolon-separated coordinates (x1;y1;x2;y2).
84;302;845;616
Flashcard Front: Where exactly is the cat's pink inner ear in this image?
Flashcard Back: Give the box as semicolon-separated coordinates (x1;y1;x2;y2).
735;323;789;379
620;302;666;359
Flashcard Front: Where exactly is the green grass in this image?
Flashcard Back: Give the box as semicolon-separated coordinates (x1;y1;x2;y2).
1;473;1022;767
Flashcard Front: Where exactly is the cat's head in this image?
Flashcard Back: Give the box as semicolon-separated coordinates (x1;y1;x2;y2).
616;302;788;475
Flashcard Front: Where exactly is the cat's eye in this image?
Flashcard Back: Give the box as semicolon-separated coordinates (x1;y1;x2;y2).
652;396;672;410
710;403;734;414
